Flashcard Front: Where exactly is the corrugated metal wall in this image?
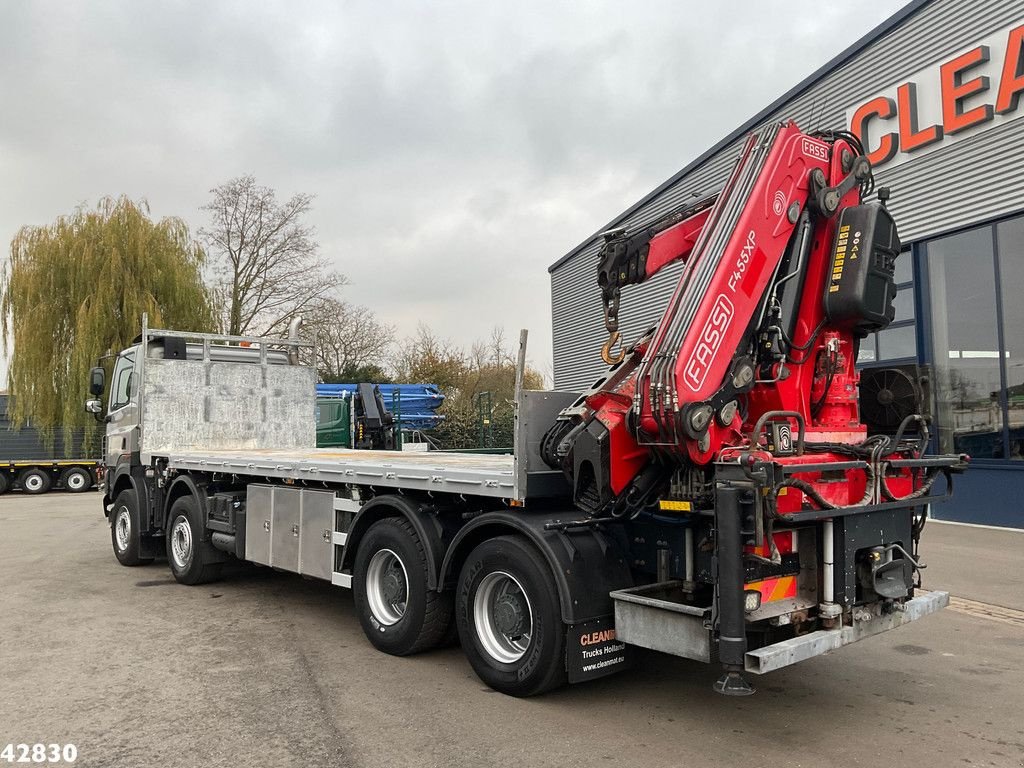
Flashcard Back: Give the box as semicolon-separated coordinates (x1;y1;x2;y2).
551;0;1024;391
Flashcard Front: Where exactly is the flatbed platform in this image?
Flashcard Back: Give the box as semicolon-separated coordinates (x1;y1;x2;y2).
166;448;516;498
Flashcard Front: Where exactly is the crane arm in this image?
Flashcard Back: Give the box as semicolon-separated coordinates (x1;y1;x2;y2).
597;196;716;363
544;121;892;514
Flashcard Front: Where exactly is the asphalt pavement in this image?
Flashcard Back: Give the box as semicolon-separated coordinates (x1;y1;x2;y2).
1;493;1022;768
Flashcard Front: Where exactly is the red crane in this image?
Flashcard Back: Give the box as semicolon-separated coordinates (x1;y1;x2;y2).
541;123;969;692
543;122;922;514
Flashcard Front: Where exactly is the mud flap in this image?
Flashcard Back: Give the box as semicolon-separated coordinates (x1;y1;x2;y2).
566;616;634;683
138;534;165;560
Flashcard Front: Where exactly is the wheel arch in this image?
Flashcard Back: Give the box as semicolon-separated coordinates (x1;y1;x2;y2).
438;510;633;626
340;494;447;590
107;465;145;519
164;473;207;530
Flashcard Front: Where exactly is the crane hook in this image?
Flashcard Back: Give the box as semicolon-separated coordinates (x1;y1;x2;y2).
601;330;625;365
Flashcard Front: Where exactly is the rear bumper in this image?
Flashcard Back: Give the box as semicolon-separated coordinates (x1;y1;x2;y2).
744;589;949;674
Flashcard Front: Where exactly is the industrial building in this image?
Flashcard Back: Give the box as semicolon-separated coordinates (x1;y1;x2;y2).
549;0;1024;527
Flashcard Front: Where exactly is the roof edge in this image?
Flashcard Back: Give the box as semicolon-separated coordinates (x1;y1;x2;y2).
547;0;932;274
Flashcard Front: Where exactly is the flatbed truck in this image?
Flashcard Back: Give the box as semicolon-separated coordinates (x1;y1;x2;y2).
0;459;97;494
86;123;966;696
0;397;98;494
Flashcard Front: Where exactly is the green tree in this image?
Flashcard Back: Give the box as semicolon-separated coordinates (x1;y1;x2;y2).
1;196;217;435
321;363;392;385
393;325;468;393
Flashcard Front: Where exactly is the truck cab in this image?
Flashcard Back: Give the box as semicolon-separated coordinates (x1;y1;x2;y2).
103;346;140;466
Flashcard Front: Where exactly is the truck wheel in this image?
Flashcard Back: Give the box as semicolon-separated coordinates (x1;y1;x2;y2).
456;535;567;697
353;517;452;656
166;495;222;585
111;489;153;566
20;468;52;494
0;472;8;495
60;467;93;493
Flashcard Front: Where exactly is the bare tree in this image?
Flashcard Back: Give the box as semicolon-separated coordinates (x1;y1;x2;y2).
468;327;513;370
392;324;542;449
200;175;345;335
393;325;468;393
305;295;394;382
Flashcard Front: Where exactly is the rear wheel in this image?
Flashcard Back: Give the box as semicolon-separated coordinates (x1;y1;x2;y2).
457;535;567;696
166;495;222;585
353;517;452;656
0;472;9;495
60;467;93;493
111;489;153;566
20;468;52;494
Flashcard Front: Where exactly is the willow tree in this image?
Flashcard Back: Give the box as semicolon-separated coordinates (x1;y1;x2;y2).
1;196;217;436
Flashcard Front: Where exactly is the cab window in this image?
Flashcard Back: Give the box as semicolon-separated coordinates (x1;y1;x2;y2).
110;353;136;411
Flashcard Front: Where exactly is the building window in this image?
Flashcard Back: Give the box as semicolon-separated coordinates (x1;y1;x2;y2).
856;248;916;365
926;227;1002;458
997;216;1024;460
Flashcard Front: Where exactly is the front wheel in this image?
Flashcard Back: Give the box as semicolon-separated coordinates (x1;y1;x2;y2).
353;517;452;656
111;489;153;566
457;535;567;697
166;496;222;585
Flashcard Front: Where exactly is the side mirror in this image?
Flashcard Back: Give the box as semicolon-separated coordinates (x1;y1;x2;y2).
85;399;103;415
89;367;105;397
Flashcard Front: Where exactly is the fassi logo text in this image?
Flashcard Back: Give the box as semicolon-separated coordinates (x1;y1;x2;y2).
684;294;734;393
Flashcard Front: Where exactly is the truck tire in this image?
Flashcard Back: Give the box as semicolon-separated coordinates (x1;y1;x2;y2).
111;489;153;566
353;517;452;656
0;472;8;495
166;495;223;585
20;468;52;494
456;535;567;697
60;467;93;493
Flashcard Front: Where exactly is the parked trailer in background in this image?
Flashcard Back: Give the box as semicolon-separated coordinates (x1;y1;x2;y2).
0;395;98;495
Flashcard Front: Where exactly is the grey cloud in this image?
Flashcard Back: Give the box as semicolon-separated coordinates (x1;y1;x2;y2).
0;0;907;380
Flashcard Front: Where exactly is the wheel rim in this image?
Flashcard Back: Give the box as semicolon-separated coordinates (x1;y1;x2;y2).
114;506;131;551
473;570;533;664
365;548;408;626
170;515;193;570
25;474;43;492
67;472;86;490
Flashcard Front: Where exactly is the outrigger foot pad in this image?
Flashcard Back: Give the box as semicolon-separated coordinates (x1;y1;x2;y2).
713;671;755;696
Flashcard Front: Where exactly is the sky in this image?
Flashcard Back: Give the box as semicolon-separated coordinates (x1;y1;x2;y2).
0;0;909;383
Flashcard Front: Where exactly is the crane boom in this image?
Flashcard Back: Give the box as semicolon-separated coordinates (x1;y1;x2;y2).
543;121;913;514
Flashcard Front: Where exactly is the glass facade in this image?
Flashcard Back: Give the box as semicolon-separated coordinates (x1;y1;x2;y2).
996;217;1024;460
853;213;1024;528
923;215;1024;460
854;211;1024;468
